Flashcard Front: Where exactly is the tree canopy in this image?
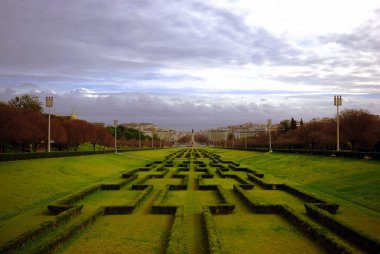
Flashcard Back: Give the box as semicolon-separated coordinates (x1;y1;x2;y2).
8;94;43;113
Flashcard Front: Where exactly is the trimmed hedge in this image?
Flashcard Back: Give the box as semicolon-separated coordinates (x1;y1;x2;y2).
101;174;138;190
243;177;340;214
0;205;83;253
182;175;189;186
132;171;167;187
202;173;214;179
169;175;188;190
0;222;55;253
105;185;153;214
233;147;380;160
166;206;185;254
104;205;134;214
278;184;339;214
280;206;353;254
233;184;286;214
229;165;259;175
220;173;250;185
208;185;235;214
216;185;233;204
239;184;254;190
198;175;218;190
122;168;140;177
209;204;235;214
219;160;239;167
0;148;161;162
131;184;151;190
0;150;114;162
233;185;353;253
137;167;151;171
130;185;153;207
247;173;277;190
48;185;101;214
202;206;223;254
54;205;83;225
172;170;186;178
152;186;178;214
305;204;380;253
29;207;105;254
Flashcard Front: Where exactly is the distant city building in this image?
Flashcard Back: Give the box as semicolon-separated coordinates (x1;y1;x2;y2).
90;122;105;128
156;128;177;141
121;122;158;131
237;130;256;139
59;110;78;121
311;117;333;123
207;129;228;141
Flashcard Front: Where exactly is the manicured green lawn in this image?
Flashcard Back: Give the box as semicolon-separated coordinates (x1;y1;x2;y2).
209;148;380;212
1;147;380;252
209;148;380;239
0;149;175;222
56;214;172;254
214;214;325;254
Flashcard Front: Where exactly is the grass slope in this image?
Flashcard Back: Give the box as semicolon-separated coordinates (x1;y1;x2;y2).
0;149;175;231
1;147;380;252
210;148;380;212
210;148;380;239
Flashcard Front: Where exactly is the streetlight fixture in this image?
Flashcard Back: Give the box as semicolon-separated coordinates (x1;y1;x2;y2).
151;130;154;148
139;127;141;149
45;96;53;152
244;132;247;149
267;119;272;152
232;129;235;149
334;95;342;151
114;120;118;153
224;131;227;148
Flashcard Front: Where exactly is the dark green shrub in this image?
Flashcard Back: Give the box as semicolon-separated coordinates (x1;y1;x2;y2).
305;204;380;253
202;206;223;254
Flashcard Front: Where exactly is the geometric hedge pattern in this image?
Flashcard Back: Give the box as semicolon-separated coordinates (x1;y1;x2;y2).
1;149;379;253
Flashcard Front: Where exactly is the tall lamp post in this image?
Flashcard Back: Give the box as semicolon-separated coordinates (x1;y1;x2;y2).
151;131;154;148
46;96;53;152
139;127;141;149
267;119;272;152
232;129;235;149
334;95;342;151
114;120;118;153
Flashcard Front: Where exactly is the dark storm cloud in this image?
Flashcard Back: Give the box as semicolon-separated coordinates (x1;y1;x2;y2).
273;9;380;90
0;0;298;83
1;1;380;128
325;9;380;53
2;85;380;129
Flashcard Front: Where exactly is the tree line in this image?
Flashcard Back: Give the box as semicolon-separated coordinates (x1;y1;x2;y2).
2;94;380;152
0;95;151;152
233;109;380;151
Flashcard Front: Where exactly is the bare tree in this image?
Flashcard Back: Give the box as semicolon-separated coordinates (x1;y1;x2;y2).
340;109;380;151
8;94;43;113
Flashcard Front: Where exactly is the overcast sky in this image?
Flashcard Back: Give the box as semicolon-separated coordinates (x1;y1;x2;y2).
1;0;379;130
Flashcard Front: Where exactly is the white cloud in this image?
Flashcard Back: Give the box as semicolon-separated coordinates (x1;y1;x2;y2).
0;0;380;128
216;0;380;36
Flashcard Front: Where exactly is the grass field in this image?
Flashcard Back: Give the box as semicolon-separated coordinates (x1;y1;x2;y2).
0;147;379;253
209;148;380;239
0;148;176;243
209;148;380;210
